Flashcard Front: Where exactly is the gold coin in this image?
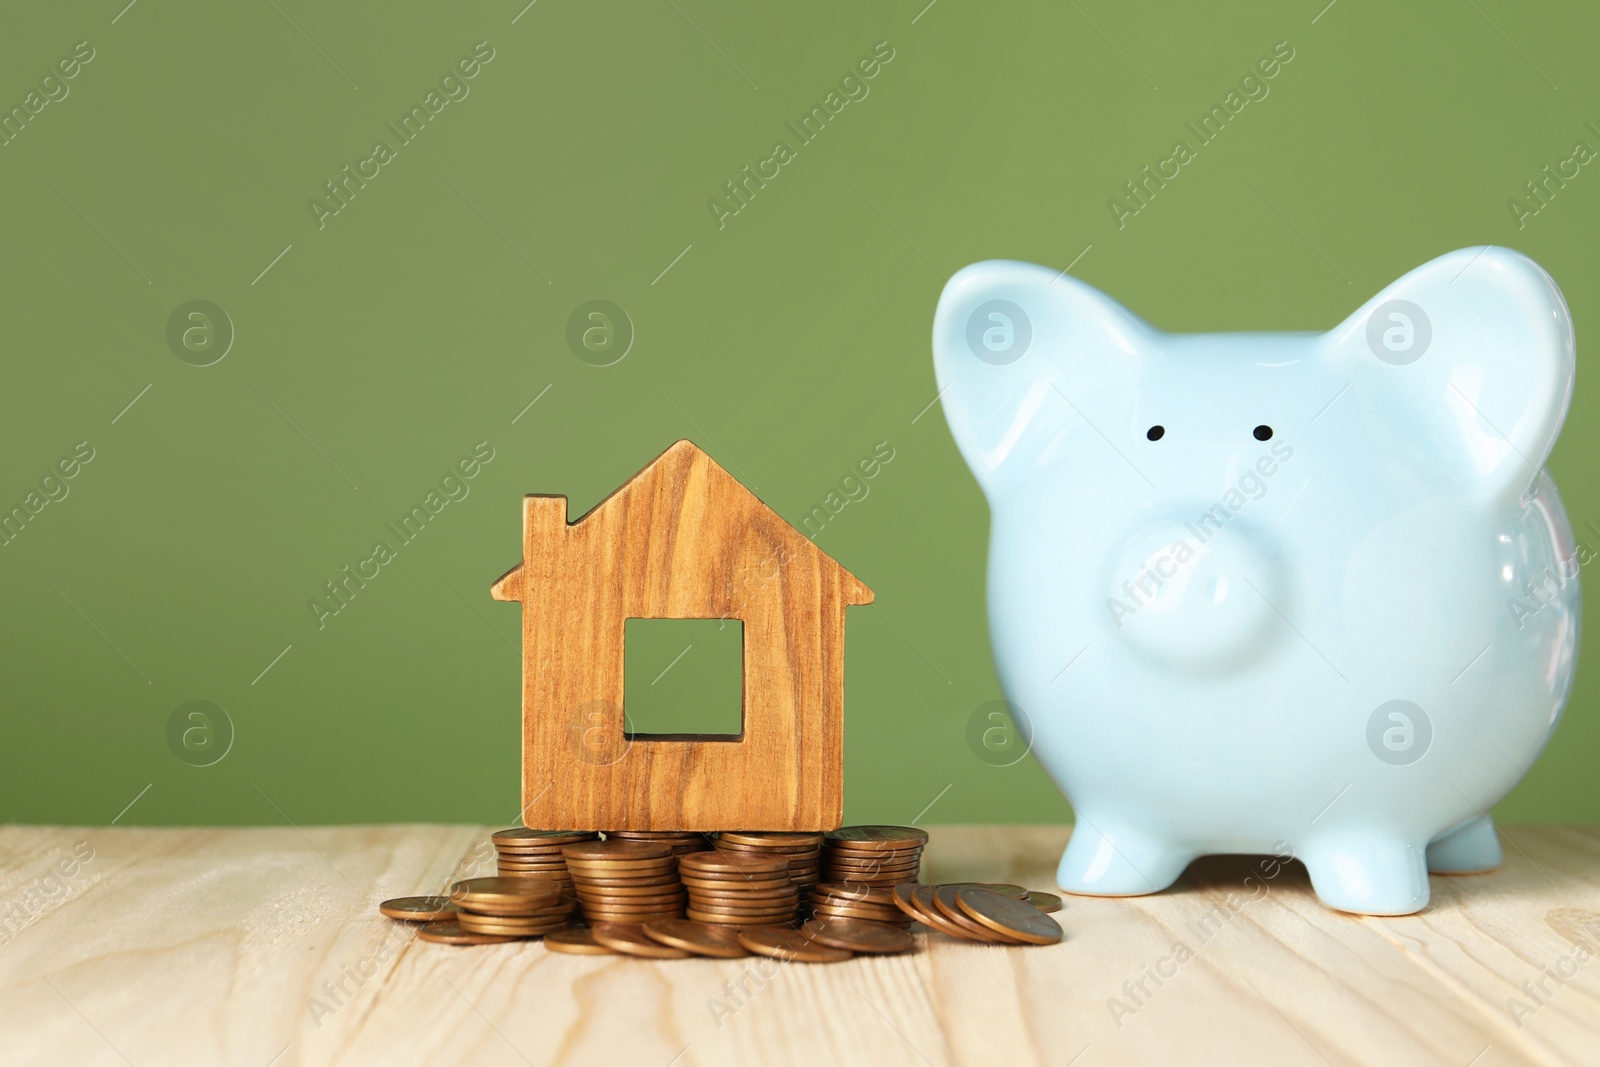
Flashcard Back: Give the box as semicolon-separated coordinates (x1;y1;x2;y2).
417;921;518;945
737;926;853;963
643;919;751;958
802;918;915;954
954;888;1063;945
562;841;672;862
590;922;694;958
379;896;458;922
1026;891;1063;913
678;851;789;875
449;878;565;907
545;927;616;955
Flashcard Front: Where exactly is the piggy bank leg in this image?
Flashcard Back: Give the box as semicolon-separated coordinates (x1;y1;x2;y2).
1056;818;1193;897
1426;817;1502;874
1301;836;1430;915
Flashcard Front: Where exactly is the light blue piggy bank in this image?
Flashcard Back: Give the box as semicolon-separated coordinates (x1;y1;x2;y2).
933;248;1580;915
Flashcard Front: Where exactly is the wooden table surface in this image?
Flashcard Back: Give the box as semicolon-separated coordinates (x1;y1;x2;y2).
2;824;1598;1066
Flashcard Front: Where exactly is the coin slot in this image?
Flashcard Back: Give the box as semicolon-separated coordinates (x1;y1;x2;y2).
622;618;744;739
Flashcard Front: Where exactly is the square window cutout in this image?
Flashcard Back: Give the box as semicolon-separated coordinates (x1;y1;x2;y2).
623;618;743;739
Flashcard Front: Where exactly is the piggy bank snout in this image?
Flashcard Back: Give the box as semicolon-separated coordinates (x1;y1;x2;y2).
1105;518;1287;670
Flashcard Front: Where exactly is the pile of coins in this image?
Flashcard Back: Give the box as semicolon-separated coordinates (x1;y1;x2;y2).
821;825;927;887
680;849;799;926
493;828;597;896
561;840;686;924
892;883;1063;945
375;823;1068;960
712;831;823;889
414;877;577;944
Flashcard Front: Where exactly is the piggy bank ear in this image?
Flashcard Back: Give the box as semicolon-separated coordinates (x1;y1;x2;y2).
1328;246;1574;498
932;260;1154;492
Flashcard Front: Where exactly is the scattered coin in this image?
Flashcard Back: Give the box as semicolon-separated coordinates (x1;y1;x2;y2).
940;883;1029;899
644;919;751;958
903;886;982;941
417;921;518;946
545;927;616;955
934;885;1026;943
1025;891;1063;913
379;896;458;922
591;922;694;958
803;918;915;954
956;887;1064;945
738;926;853;963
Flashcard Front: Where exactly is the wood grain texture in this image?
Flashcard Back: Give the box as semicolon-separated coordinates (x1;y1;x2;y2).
490;440;873;831
3;825;1597;1066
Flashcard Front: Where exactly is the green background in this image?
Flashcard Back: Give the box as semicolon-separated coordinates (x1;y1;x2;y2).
2;0;1596;828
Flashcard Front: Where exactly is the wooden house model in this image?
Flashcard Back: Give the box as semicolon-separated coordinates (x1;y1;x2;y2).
490;440;873;830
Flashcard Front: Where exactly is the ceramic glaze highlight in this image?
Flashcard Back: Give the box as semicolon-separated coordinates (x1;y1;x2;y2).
933;247;1580;915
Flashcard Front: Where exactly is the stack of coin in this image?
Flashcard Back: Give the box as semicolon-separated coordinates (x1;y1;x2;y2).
678;849;798;927
604;830;710;856
493;828;598;897
442;877;578;940
562;840;686;924
891;884;1063;945
808;882;912;927
801;916;915;955
822;825;928;887
712;831;823;889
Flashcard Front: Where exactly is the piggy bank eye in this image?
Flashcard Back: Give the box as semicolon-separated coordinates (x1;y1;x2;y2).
1253;425;1274;441
1146;425;1165;441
